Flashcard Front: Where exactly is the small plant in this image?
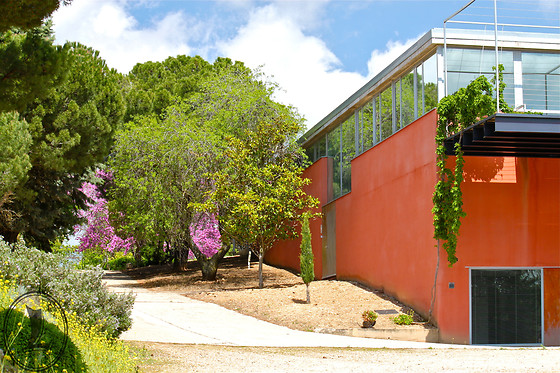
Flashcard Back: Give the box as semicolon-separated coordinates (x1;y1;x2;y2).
361;310;378;328
362;310;378;323
392;310;414;325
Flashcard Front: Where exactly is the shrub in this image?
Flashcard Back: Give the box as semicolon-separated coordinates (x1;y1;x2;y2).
139;244;166;266
0;277;137;372
392;310;414;325
77;246;107;269
0;308;86;372
107;251;135;270
0;239;134;338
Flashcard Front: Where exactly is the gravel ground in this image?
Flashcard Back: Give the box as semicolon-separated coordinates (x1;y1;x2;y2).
130;342;560;373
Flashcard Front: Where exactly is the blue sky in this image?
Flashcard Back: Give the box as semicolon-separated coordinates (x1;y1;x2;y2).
52;0;559;127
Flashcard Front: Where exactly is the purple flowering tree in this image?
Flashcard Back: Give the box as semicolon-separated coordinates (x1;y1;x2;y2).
75;170;135;255
189;212;221;259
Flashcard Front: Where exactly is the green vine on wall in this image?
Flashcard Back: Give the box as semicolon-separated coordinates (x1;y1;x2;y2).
433;65;511;266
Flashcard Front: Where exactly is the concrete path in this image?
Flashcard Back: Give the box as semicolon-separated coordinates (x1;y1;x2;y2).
103;271;482;349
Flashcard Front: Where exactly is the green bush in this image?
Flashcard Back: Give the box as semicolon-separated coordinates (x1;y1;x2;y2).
78;247;107;269
392;310;414;325
107;252;135;270
0;308;86;372
0;239;134;338
0;277;138;372
139;244;166;266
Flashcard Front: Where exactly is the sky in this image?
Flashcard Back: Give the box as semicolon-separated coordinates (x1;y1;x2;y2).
51;0;560;128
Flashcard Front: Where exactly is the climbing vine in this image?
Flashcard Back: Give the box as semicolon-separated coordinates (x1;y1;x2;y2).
433;65;511;266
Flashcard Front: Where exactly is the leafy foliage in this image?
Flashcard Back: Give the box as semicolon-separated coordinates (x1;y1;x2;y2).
0;239;134;338
197;118;319;288
0;40;125;249
111;60;305;281
0;0;72;32
0;276;137;372
0;308;86;372
0;112;31;198
0;23;70;112
434;66;511;266
392;310;414;325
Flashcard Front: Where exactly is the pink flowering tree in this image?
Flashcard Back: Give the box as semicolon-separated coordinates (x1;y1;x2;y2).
189;212;221;259
75;170;135;257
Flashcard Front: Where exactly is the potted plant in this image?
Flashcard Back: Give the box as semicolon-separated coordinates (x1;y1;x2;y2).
361;310;378;328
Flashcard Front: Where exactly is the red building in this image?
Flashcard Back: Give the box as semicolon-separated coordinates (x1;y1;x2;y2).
266;24;560;345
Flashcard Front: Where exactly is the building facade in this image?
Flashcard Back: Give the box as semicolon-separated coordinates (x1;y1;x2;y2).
266;27;560;345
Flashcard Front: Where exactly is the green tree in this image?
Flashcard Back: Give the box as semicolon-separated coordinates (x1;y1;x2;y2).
111;61;296;281
110;58;249;277
0;42;125;249
0;0;72;32
0;23;70;112
299;214;314;304
123;55;246;122
197;118;319;288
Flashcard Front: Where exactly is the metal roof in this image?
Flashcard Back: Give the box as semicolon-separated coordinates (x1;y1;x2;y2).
299;28;560;149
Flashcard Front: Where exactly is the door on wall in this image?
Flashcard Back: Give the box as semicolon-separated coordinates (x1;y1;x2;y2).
322;204;336;278
471;269;542;345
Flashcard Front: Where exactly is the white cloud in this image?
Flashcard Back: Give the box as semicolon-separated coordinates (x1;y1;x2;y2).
366;37;419;78
51;0;421;131
52;0;193;72
217;4;367;128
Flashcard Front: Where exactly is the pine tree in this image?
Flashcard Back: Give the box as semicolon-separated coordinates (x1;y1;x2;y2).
299;215;314;304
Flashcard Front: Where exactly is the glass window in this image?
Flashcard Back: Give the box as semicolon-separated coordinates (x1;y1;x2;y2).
395;79;401;130
400;69;415;127
357;109;363;154
341;114;355;195
380;86;393;140
362;101;374;151
304;145;314;163
423;53;438;113
522;52;560;112
317;135;326;159
327;125;341;200
374;96;380;143
446;48;514;108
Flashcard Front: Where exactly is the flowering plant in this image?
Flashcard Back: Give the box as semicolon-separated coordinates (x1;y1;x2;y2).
75;170;135;254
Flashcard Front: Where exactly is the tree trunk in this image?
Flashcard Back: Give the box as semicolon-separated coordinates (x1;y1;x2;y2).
200;257;219;281
258;253;264;289
306;283;310;304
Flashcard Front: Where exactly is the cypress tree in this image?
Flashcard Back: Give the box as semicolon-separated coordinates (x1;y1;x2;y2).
299;215;314;304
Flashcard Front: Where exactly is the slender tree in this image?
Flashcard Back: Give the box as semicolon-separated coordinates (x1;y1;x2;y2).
299;215;314;304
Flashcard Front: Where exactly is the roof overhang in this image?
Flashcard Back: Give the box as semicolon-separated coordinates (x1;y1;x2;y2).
444;114;560;158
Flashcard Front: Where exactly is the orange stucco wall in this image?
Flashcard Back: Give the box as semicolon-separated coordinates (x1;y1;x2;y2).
437;156;560;344
335;109;438;317
266;157;328;279
268;109;560;345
